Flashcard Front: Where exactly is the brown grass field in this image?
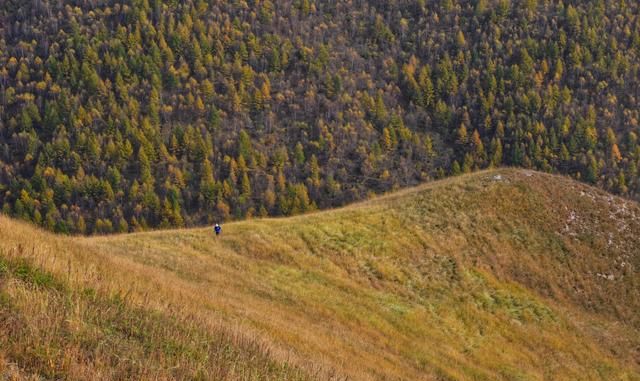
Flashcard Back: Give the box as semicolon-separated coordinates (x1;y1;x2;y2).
1;169;639;380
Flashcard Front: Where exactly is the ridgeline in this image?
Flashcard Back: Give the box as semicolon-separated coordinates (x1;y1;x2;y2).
1;169;639;380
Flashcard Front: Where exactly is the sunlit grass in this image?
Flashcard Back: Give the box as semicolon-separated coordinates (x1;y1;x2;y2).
1;169;639;380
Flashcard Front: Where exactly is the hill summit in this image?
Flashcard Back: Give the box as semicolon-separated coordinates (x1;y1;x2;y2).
1;169;639;380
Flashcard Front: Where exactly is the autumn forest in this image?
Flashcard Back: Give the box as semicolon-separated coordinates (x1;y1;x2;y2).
1;0;640;234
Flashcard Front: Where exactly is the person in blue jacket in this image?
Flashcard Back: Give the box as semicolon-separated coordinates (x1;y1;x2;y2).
214;223;222;236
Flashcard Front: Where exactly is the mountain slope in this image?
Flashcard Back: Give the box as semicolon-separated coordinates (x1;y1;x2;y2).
1;169;639;380
3;0;640;233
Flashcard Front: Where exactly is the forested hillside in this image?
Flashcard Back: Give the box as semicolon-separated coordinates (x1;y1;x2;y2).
1;0;640;233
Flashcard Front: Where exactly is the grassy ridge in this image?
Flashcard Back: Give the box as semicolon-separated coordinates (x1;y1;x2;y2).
1;169;640;380
0;228;312;379
0;250;310;380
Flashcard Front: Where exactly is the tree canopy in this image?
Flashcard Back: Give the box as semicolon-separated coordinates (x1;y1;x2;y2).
1;0;639;234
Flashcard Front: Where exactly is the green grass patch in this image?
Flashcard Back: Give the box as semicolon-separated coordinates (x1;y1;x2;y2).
0;255;63;291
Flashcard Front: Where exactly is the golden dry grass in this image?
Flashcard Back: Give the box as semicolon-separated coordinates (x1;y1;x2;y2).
1;169;639;380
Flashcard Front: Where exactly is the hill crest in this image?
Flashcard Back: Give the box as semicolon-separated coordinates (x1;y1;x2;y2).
1;169;639;380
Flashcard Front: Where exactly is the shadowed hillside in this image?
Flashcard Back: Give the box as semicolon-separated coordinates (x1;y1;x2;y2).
1;169;639;380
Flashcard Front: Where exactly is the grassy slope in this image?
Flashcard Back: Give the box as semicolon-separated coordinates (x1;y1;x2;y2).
1;169;639;380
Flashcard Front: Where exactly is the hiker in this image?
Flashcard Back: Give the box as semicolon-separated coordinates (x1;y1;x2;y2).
214;223;222;236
